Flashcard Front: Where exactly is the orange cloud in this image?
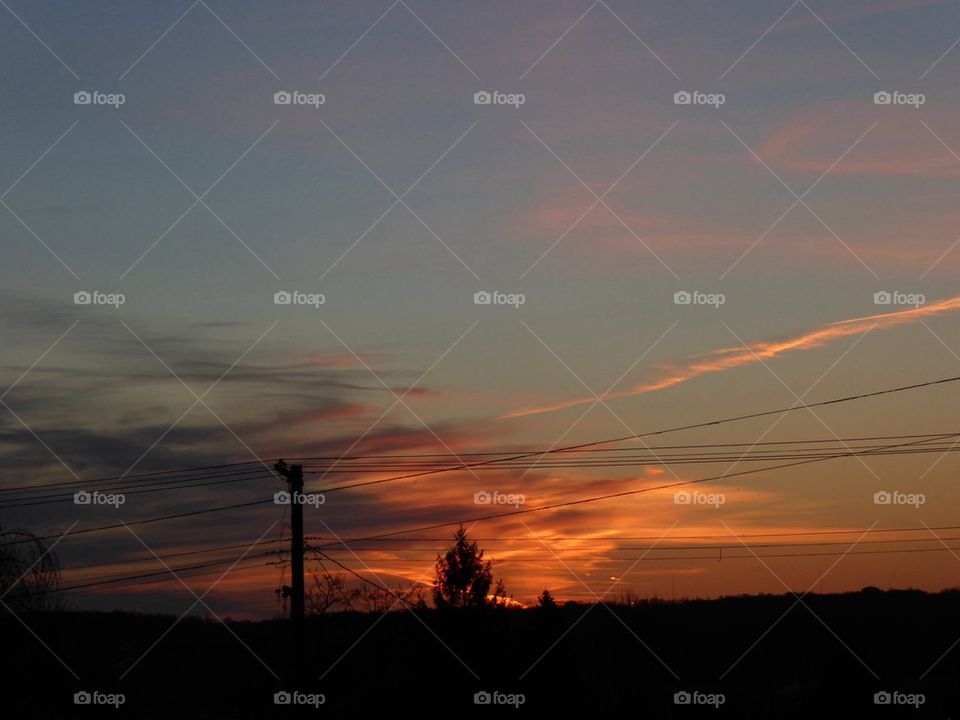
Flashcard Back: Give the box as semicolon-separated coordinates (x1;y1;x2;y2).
502;294;960;418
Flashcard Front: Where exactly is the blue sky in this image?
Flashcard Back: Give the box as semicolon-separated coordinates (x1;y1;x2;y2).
3;0;960;614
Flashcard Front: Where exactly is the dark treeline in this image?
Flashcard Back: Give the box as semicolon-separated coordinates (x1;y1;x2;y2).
4;587;959;718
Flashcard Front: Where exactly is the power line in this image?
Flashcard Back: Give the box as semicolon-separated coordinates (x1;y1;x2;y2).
306;524;960;543
303;536;960;552
6;436;952;546
295;432;960;463
0;498;276;547
0;469;280;509
51;542;960;597
44;526;960;580
64;538;287;572
53;556;276;594
309;549;421;608
299;375;960;494
6;377;958;549
5;440;959;510
614;545;960;561
4;432;948;502
310;433;956;545
42;525;960;584
5;372;958;502
0;460;267;494
297;444;960;472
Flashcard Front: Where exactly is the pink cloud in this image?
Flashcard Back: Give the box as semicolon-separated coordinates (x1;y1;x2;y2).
758;104;960;177
776;0;949;31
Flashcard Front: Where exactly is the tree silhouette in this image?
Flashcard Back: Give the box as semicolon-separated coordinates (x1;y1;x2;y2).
537;589;557;610
0;526;61;612
492;578;510;606
304;559;427;614
433;525;494;608
304;562;356;615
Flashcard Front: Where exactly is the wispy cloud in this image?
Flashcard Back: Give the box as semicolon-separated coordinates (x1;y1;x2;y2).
502;295;960;418
758;104;960;178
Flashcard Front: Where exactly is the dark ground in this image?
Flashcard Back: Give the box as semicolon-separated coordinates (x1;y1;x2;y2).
4;587;959;717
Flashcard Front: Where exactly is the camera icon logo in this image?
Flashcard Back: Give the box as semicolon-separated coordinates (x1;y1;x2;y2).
274;691;292;705
74;91;91;105
74;490;92;505
474;691;492;705
474;490;491;504
274;291;292;305
274;91;292;105
674;491;691;505
674;690;692;704
274;490;291;505
474;91;492;105
474;291;492;305
74;291;92;305
74;691;92;704
674;91;692;105
874;491;892;505
874;291;892;305
873;91;892;105
674;290;692;305
874;691;892;705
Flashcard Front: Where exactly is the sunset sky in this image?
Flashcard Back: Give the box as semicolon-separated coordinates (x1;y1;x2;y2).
3;0;960;618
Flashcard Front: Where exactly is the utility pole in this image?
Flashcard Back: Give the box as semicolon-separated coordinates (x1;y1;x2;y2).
274;460;304;685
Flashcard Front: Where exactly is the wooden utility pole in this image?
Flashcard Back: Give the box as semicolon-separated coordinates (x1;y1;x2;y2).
274;460;305;684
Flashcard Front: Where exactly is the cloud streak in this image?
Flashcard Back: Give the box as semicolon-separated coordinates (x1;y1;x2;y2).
502;294;960;419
